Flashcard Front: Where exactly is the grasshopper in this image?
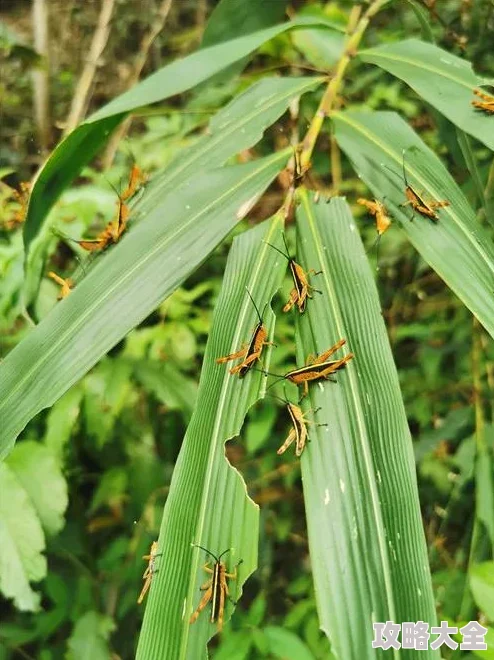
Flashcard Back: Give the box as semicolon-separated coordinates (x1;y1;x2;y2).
77;196;129;252
122;161;147;201
216;289;273;378
357;198;391;237
189;546;242;633
357;198;392;269
273;392;327;457
265;233;322;313
48;271;73;299
265;339;354;399
385;149;449;221
471;88;494;114
137;541;160;604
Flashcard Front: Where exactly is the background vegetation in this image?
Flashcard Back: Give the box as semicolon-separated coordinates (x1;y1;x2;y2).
0;0;493;658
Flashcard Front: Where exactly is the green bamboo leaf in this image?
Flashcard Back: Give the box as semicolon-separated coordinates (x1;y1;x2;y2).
470;562;494;620
333;110;494;340
359;39;494;151
23;76;322;309
139;75;323;218
43;385;83;461
132;361;198;420
0;459;46;611
66;611;115;660
293;194;438;659
6;442;68;536
201;0;288;47
136;217;287;658
24;17;333;249
0;151;289;460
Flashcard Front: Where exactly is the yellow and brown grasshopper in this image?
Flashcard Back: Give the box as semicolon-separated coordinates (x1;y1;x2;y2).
385;150;449;221
357;198;392;269
265;339;354;399
471;88;494;114
121;161;148;201
189;546;242;632
216;289;273;378
357;198;391;237
77;196;130;252
265;233;322;313
272;392;327;457
137;540;160;604
48;271;73;300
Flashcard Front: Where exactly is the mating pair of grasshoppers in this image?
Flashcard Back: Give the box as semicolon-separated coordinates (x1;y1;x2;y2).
138;542;241;634
48;162;147;300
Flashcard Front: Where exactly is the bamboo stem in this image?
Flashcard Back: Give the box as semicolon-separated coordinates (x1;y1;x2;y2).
299;0;390;171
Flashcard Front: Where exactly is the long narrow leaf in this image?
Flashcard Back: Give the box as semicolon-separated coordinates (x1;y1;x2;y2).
24;16;338;248
0;151;289;460
333;110;494;340
139;76;323;217
294;194;438;659
359;39;494;151
136;217;287;659
22;77;321;309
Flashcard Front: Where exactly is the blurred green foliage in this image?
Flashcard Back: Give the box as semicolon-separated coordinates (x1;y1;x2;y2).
1;0;494;658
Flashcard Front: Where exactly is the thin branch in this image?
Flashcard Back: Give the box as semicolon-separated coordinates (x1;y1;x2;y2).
300;0;390;171
31;0;52;153
64;0;116;135
101;0;173;168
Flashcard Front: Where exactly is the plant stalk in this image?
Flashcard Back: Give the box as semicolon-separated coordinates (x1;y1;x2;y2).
299;0;390;171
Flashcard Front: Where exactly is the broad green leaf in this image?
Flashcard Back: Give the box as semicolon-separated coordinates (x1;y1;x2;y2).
132;361;198;420
213;631;253;660
264;626;315;660
0;461;46;611
136;218;287;658
294;194;438;658
43;385;83;462
6;442;67;536
333;110;494;341
470;562;494;621
0;151;289;460
24;17;332;248
66;611;115;660
359;39;494;151
83;360;133;448
88;467;128;515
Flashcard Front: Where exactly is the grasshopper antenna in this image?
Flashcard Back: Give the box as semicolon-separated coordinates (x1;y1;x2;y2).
244;287;264;325
263;240;290;261
266;376;286;391
218;548;231;560
401;148;409;188
192;544;219;563
267;392;290;406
